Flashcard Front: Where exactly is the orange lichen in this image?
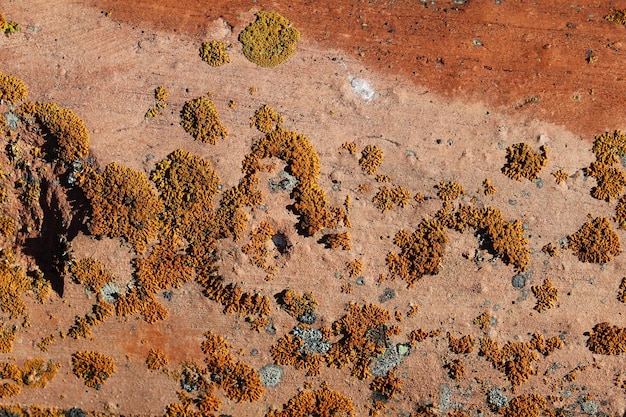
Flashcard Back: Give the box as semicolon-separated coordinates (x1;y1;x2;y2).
340;141;358;154
239;11;301;67
501;143;548;181
606;9;626;24
271;331;325;377
134;237;193;296
407;305;420;318
321;232;352;250
141;299;169;324
483;178;497;195
146;348;169;371
436;181;464;201
529;333;563;356
0;249;30;320
19;101;89;163
446;359;465;379
372;185;411;212
447;333;475;354
586;322;626;355
0;326;17;353
341;283;353;294
0;383;20;398
70;257;114;293
276;288;318;321
359;145;384;175
326;302;392;379
585;161;625;201
386;218;448;287
199;40;231;66
376;174;391;183
346;259;363;278
66;296;115;339
567;216;621;263
551;169;569;184
591;130;626;164
370;370;403;412
541;243;558;257
266;383;355;417
180;96;228;144
473;312;491;330
500;394;547;417
71;351;116;389
242;221;276;275
531;279;558;312
36;335;55;353
0;72;28;104
0;215;14;237
80;163;164;253
480;338;534;389
614;194;626;229
618;277;626;303
408;328;441;344
145;86;168;117
251;104;284;133
21;358;59;388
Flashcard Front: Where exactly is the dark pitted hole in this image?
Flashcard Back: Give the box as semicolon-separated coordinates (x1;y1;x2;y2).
272;232;291;254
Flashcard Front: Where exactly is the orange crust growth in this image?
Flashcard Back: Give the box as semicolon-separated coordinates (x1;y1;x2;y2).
71;351;117;389
265;383;355;417
567;216;621;263
501;143;548;181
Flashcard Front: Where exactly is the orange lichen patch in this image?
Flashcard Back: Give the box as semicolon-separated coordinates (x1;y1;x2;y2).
585;161;625;202
529;333;563;356
36;335;55;353
567;216;621;263
407;305;420;318
386;218;448;288
500;394;547;417
19;101;89;163
239;11;301;68
0;362;21;382
483;178;497;195
115;289;143;317
21;358;59;389
551;169;569;185
141;299;169;324
473;312;491;330
618;277;626;303
531;279;558;312
0;72;28;104
346;259;363;278
321;232;352;250
376;174;391;183
501;143;548;181
0;383;20;398
67;297;115;339
447;333;475;354
71;351;116;389
271;332;325;377
199;40;231;66
614;194;626;229
606;9;626;24
146;348;169;371
266;383;355;417
591;130;626;164
242;221;276;275
586;322;626;355
1;14;20;37
541;243;558;257
341;283;353;294
435;181;464;201
70;257;114;293
134;237;194;295
180;96;228;144
0;215;14;237
446;359;465;379
479;337;539;390
326;303;392;379
275;288;318;321
145;86;168;118
0;249;30;320
201;331;264;402
359;145;384;175
80;163;164;253
564;364;588;382
0;326;17;353
371;370;403;400
251;104;284;133
340;141;358;154
372;185;411;213
484;217;530;272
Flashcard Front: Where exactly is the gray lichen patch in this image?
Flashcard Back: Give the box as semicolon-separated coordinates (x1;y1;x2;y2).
259;364;284;387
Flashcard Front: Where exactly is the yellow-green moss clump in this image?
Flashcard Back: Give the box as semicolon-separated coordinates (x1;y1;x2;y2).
20;101;89;163
501;142;548;181
239;11;300;67
386;218;448;288
79;163;164;253
180;96;228;144
71;351;116;389
567;216;621;263
199;40;231;66
0;72;28;104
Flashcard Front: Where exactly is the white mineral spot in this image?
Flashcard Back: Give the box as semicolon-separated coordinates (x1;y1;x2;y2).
350;77;375;100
